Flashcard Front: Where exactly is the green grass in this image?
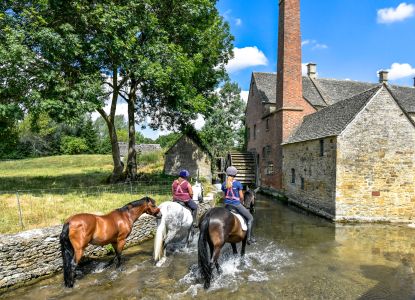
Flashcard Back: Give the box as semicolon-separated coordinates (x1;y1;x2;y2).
0;153;178;234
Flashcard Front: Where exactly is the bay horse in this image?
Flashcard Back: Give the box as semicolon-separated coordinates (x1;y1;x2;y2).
59;197;161;288
153;181;204;265
198;188;257;289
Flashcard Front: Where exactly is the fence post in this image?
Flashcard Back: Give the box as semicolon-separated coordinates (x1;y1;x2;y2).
16;191;24;230
130;181;133;196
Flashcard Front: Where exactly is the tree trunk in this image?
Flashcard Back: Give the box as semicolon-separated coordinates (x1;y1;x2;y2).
125;87;138;182
108;121;125;183
98;108;124;183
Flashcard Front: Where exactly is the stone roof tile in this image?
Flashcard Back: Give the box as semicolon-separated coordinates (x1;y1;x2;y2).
284;85;382;144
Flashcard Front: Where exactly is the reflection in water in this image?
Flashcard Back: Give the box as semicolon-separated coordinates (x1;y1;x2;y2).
1;194;415;299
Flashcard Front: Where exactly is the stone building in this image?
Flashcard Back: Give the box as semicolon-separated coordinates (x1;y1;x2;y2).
245;0;415;222
164;133;212;182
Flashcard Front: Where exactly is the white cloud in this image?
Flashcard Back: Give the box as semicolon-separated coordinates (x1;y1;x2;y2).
192;113;205;130
313;43;328;50
235;18;242;26
301;40;311;46
240;90;249;103
302;39;328;50
377;3;415;24
91;102;128;121
226;46;268;73
385;62;415;80
302;63;307;76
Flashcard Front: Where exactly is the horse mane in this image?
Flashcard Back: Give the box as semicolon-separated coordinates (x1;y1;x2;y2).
117;197;155;212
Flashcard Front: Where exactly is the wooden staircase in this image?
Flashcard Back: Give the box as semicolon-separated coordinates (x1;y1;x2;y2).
227;152;257;186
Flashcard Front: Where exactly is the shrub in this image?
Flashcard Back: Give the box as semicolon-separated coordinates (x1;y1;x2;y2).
60;136;89;154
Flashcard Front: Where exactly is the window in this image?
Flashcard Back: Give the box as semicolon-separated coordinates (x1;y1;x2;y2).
266;145;271;158
247;127;250;141
291;169;296;184
263;145;271;160
301;177;305;190
267;162;274;175
254;124;256;140
266;118;270;131
319;139;324;156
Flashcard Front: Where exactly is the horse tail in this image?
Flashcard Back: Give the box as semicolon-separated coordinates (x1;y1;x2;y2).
198;213;212;289
153;212;167;263
60;222;75;288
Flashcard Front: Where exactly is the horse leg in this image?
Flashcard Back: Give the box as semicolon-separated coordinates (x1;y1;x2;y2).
210;244;223;275
114;239;126;268
241;238;247;257
231;243;238;255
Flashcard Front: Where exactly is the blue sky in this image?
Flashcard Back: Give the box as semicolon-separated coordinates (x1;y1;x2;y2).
219;0;415;92
129;1;415;138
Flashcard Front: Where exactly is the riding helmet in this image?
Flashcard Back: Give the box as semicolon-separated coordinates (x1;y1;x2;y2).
179;169;190;178
226;166;238;176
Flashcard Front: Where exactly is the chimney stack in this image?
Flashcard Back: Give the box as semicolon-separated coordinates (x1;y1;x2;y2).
307;63;317;79
379;70;389;84
276;0;303;112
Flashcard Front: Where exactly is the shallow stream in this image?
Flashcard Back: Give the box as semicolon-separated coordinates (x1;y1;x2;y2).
2;194;415;299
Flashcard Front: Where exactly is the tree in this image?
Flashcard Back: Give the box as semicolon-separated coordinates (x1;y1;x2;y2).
1;0;233;182
200;81;246;157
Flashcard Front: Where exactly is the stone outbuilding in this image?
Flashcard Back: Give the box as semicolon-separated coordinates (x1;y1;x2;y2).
164;133;212;182
282;85;415;222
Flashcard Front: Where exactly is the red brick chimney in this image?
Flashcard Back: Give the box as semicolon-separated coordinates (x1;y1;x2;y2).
275;0;315;189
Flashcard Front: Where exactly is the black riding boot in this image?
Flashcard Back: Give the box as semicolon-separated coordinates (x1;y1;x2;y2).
246;220;256;245
191;208;198;228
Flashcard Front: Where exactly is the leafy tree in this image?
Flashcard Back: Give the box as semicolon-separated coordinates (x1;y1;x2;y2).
60;136;88;155
155;132;181;149
200;81;246;157
1;0;233;182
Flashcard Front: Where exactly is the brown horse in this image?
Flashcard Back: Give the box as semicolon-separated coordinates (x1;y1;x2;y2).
59;197;161;288
198;189;256;289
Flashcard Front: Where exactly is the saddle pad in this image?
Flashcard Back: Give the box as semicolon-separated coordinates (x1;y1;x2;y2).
231;212;247;231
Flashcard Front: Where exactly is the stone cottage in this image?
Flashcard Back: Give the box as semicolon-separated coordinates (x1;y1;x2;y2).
164;133;212;182
245;0;415;222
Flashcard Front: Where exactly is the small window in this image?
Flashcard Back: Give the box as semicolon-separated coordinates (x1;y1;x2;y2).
291;169;296;184
301;177;304;190
266;118;270;131
267;162;274;175
262;147;266;160
254;124;256;140
319;139;324;156
247;127;250;140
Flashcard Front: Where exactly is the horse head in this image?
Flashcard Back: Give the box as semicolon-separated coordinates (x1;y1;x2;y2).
143;197;162;218
243;188;256;214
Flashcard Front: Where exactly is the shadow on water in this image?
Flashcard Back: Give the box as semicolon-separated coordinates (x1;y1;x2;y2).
1;193;415;299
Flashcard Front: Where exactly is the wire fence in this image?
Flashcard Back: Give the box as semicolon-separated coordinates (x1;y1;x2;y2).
0;180;174;234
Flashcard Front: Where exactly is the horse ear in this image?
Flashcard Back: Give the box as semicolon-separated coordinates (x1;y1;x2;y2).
246;186;250;191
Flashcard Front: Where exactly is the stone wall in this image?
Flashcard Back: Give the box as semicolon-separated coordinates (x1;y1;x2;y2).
164;135;212;182
118;143;161;158
0;197;214;290
336;88;415;222
282;137;337;219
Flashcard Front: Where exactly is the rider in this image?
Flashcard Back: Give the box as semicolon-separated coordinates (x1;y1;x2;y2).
222;166;256;245
172;169;198;227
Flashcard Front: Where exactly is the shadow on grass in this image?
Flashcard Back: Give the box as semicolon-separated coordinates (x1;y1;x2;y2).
0;172;177;193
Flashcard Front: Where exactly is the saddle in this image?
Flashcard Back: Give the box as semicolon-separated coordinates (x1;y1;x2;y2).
225;206;247;231
174;200;192;213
